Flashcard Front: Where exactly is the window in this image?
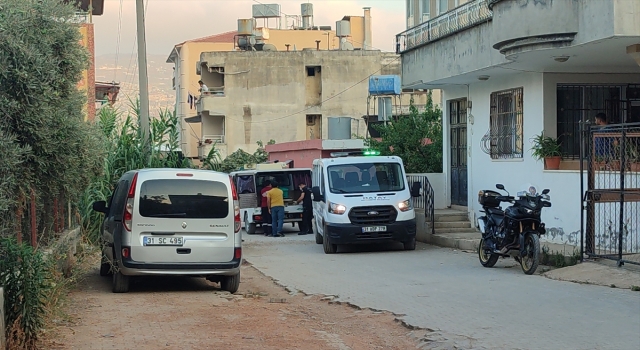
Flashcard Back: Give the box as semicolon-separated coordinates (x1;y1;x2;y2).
557;85;624;159
488;87;524;159
407;0;414;18
138;179;229;219
306;66;320;77
327;163;406;194
438;0;448;14
420;0;430;20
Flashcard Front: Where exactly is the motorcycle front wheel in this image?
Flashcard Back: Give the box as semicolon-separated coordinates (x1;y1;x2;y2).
478;238;499;268
520;233;540;275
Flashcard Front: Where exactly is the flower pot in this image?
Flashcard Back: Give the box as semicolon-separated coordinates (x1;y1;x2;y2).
544;156;561;170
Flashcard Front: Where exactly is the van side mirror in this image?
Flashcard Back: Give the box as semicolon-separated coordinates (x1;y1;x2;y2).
92;200;108;214
410;181;422;197
496;184;505;190
311;186;323;202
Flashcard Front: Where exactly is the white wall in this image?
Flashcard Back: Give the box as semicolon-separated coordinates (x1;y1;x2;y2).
441;73;581;244
409;172;447;209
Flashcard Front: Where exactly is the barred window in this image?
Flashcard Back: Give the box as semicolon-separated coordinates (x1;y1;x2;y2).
488;88;524;159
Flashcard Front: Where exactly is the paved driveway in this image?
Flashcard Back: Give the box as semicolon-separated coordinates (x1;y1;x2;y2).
243;230;640;350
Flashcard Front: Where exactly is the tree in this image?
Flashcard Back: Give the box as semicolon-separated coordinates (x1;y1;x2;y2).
367;91;443;173
219;140;276;173
0;0;102;237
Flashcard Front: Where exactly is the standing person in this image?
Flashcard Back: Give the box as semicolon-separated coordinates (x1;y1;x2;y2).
295;183;313;235
260;180;273;236
267;181;285;237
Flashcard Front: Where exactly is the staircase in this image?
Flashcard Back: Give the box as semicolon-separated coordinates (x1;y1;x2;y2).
423;207;481;251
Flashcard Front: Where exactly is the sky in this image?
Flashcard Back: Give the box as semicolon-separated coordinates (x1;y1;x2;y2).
93;0;406;58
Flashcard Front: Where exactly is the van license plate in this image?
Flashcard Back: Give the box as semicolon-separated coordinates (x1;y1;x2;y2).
143;236;184;246
362;226;387;233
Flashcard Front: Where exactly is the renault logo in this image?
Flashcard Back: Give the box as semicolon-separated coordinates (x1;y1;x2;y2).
182;222;187;229
367;211;379;216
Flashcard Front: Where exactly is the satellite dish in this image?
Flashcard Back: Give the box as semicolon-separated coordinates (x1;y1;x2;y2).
249;36;256;46
262;44;277;51
342;42;354;51
341;37;347;43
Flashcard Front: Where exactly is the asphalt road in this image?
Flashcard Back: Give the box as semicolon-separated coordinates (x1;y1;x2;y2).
243;227;640;350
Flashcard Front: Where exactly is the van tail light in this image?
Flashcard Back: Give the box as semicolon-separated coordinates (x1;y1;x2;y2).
123;172;138;232
121;247;130;258
230;176;241;233
234;247;242;260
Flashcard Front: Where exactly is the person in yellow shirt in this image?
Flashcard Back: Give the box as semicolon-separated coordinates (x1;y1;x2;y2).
266;181;285;237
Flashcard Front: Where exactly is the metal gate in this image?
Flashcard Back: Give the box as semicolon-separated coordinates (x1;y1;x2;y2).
581;119;640;266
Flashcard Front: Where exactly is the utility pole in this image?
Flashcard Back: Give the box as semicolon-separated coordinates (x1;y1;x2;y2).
136;0;151;144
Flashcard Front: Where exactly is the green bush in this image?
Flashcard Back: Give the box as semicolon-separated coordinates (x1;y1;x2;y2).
0;237;51;349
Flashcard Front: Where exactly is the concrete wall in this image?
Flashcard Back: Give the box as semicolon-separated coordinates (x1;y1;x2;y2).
439;72;640;244
198;50;416;156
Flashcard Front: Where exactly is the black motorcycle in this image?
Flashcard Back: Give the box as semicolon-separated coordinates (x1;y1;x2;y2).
476;184;551;275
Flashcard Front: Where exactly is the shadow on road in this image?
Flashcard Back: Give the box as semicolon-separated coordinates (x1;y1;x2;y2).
83;268;225;294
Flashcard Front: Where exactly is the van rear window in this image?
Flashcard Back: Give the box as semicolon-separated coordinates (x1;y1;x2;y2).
138;179;229;219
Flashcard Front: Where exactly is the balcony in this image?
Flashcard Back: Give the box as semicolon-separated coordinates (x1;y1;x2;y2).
396;0;492;54
198;138;227;161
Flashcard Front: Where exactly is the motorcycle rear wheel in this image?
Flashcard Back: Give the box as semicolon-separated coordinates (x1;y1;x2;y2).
520;233;540;275
478;238;499;268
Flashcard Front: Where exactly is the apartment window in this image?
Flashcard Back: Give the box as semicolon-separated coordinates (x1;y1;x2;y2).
407;0;414;18
489;87;524;159
556;85;624;159
420;0;430;21
438;0;448;15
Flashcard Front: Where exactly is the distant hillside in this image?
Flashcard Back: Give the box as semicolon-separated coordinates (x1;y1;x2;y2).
95;53;175;116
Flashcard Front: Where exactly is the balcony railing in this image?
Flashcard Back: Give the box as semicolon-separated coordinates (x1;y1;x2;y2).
202;135;225;144
396;0;492;54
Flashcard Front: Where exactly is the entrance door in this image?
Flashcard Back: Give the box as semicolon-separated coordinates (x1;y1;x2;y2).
450;99;468;206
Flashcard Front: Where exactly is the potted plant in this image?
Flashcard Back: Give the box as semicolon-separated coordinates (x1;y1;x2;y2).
531;131;562;170
625;140;640;172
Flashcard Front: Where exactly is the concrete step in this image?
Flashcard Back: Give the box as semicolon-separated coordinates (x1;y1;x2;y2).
434;214;469;222
433;221;472;229
432;227;479;234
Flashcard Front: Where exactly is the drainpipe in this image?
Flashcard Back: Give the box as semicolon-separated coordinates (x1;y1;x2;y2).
315;40;321;50
286;44;290;51
363;7;372;50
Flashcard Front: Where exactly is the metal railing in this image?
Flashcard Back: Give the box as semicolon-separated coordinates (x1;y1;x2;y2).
396;0;492;54
407;173;436;234
581;122;640;266
202;135;225;144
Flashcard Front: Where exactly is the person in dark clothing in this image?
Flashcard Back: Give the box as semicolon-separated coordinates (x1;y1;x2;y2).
260;180;272;236
295;183;313;235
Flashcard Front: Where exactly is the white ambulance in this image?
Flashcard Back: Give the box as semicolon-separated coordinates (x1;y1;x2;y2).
311;151;422;254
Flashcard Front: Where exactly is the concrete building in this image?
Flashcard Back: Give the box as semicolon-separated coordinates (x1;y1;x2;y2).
167;3;376;160
397;0;640;245
193;49;432;161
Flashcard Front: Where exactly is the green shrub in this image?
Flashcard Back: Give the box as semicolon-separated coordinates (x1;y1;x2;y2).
0;237;51;349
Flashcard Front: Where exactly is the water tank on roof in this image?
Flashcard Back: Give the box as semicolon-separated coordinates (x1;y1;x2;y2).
328;117;352;140
336;20;351;37
237;19;254;35
369;75;401;95
301;3;313;16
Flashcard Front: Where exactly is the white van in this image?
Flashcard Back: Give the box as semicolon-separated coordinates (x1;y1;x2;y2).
92;168;242;293
311;153;422;254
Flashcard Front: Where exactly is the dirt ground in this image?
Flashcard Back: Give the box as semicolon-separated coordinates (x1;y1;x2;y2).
40;259;421;350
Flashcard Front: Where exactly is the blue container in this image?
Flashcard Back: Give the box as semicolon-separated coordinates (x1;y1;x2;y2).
368;75;401;95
